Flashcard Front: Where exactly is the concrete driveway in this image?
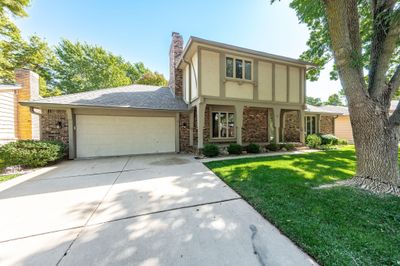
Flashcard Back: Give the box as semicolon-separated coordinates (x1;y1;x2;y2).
0;154;316;266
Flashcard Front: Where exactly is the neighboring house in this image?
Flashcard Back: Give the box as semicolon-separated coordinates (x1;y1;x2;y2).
304;105;343;136
0;69;40;145
22;33;320;159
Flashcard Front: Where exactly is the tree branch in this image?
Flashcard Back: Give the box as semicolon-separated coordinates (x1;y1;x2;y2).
368;1;399;100
389;64;400;99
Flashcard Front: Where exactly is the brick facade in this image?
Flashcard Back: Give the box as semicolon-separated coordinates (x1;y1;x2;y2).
179;113;191;152
169;32;183;97
320;116;334;135
242;107;269;143
40;109;69;145
283;110;300;142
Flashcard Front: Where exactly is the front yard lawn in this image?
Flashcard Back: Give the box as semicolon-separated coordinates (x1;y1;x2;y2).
205;146;400;265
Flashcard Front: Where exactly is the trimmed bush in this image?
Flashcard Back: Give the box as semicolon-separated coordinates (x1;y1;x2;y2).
202;144;219;157
0;140;66;168
227;144;242;155
281;143;295;151
246;143;260;153
338;139;348;145
266;143;280;151
320;134;339;145
306;134;322;148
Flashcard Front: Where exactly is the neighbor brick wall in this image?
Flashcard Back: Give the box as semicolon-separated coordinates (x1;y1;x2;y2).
283;110;300;142
169;32;183;97
242;107;269;143
40;109;69;145
15;69;38;140
320;116;334;135
179;113;191;152
192;105;211;147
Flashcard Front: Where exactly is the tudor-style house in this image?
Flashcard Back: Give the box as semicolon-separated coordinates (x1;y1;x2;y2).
22;33;339;158
175;33;312;151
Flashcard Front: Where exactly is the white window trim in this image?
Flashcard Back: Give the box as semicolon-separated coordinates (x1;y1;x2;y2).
305;115;318;135
211;111;236;139
225;56;253;81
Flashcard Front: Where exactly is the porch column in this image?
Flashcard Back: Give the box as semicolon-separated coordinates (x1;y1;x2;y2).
66;108;75;159
299;110;305;143
189;110;194;146
196;102;205;149
273;107;281;143
316;114;321;134
235;104;244;145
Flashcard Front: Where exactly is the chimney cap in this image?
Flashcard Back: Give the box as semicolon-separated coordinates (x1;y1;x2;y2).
171;32;181;37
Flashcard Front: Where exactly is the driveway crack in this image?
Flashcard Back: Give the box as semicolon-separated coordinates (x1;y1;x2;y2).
55;156;131;265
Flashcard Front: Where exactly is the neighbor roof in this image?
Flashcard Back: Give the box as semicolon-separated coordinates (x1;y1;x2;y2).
178;36;316;69
305;104;347;115
21;85;188;111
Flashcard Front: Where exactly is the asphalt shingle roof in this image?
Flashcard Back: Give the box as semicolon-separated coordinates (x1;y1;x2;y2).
23;85;188;111
305;104;348;115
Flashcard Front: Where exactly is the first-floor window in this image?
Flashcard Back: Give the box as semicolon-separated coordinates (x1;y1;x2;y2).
212;112;235;138
305;116;317;135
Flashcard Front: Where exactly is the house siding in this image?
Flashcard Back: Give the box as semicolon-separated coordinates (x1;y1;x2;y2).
0;90;17;143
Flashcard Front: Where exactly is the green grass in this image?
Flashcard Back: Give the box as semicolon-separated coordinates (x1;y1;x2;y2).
205;146;400;266
0;159;20;182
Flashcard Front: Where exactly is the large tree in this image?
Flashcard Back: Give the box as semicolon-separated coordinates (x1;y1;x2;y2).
284;0;400;194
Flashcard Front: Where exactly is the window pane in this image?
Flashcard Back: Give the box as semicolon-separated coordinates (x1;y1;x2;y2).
306;117;311;135
228;113;235;137
311;117;316;134
212;112;219;138
235;59;243;79
226;57;233;78
220;113;227;138
245;61;252;80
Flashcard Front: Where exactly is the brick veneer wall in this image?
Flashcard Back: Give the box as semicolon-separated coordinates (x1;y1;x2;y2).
320;116;334;135
283;110;300;142
192;105;211;147
40;109;69;145
169;32;183;97
179;113;191;152
242;107;269;143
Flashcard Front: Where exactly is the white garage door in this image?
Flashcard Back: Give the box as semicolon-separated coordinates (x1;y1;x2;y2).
76;115;176;158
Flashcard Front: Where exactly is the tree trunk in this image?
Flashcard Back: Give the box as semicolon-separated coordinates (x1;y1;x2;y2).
348;100;400;194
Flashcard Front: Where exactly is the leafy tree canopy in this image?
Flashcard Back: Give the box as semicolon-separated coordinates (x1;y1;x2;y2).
325;93;344;106
137;71;168;87
306;96;323;106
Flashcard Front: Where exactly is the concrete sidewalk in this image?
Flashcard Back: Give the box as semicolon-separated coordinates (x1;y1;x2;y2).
0;154;317;266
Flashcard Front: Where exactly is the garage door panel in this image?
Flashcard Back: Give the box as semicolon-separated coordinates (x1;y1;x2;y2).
76;115;176;157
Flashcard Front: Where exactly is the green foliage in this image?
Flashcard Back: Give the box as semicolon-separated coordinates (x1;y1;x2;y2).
281;143;296;151
306;134;322;148
202;144;219;157
206;146;400;265
306;96;322;106
227;144;242;155
324;93;344;106
266;142;280;151
0;140;66;168
320;134;339;145
338;139;348;145
136;71;168;86
246;143;260;153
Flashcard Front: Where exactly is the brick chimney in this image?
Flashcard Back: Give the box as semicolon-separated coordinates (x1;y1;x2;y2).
15;69;40;140
169;32;183;97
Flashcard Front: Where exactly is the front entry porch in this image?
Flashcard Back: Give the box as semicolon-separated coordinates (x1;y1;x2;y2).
188;102;305;151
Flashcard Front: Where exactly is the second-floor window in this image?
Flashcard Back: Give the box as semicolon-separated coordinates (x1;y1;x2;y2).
226;57;252;80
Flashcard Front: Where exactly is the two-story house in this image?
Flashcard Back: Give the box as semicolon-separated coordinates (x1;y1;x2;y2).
21;33;337;159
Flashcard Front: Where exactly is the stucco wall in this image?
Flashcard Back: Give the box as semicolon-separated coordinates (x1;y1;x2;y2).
201;50;220;97
258;61;273;101
190;52;199;100
225;81;253;99
275;64;287;102
288;67;300;103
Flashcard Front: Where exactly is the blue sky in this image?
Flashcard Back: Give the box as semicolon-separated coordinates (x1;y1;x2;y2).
15;0;341;100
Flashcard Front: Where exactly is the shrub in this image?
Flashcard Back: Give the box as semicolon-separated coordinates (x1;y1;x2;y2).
320;134;339;145
319;145;339;151
338;139;348;145
227;144;242;155
281;143;296;151
266;143;280;151
246;143;260;153
202;144;219;157
306;134;322;148
0;140;66;168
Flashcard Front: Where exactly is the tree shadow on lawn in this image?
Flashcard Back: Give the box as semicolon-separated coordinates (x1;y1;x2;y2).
205;149;400;266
